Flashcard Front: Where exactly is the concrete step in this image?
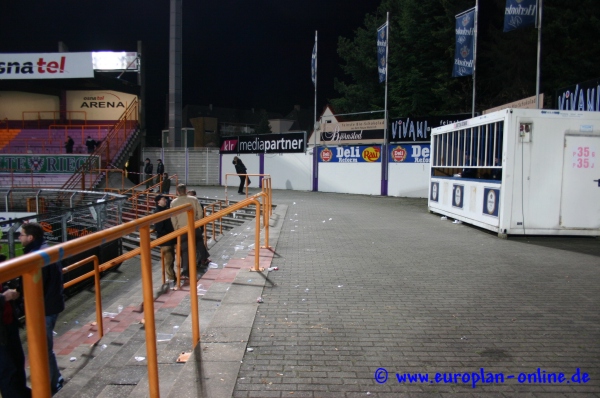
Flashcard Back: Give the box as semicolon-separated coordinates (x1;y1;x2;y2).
49;209;281;397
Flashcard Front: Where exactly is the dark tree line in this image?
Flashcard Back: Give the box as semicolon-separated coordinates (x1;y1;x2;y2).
330;0;600;118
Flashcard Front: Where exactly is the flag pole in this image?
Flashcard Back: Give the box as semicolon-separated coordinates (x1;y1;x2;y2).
312;31;318;192
382;12;390;196
314;30;318;146
535;0;543;109
472;0;478;117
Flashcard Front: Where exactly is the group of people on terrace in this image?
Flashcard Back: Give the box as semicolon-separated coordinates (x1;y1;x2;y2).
63;135;103;154
154;184;211;286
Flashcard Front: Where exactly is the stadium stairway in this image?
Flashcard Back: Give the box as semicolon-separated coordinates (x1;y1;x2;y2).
48;201;286;397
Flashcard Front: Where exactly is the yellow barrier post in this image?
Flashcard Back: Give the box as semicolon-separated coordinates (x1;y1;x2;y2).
139;224;160;397
253;198;261;272
22;269;52;398
63;256;104;340
186;210;200;345
92;256;103;339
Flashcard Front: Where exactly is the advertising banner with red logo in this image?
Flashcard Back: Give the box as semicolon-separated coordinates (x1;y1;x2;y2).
318;145;381;163
219;132;305;154
389;144;430;163
0;52;94;79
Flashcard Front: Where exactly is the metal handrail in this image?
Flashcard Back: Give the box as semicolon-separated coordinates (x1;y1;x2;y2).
0;203;198;397
225;173;271;204
22;110;87;129
0;184;273;397
62;255;104;340
48;124;115;144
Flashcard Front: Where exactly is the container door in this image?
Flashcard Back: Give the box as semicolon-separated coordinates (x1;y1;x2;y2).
560;136;600;229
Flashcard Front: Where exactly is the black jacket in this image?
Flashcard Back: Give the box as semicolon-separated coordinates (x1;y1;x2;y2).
144;162;153;175
85;138;95;151
156;162;165;175
154;205;176;246
23;239;65;316
234;159;247;174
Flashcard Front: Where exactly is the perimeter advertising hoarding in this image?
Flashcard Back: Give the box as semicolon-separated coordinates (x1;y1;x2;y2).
390;114;472;143
556;78;600;112
0;155;99;173
483;94;543;114
220;132;306;154
318;146;382;163
320;119;385;144
389;144;430;163
0;52;94;79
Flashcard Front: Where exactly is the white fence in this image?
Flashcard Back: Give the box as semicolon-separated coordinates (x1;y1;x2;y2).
143;147;430;198
142;148;220;186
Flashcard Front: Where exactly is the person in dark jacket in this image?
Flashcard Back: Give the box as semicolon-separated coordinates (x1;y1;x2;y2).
233;156;251;194
0;261;31;398
144;158;154;189
155;159;165;187
187;190;211;269
161;173;171;194
85;136;96;153
19;223;65;394
65;136;74;154
154;195;176;283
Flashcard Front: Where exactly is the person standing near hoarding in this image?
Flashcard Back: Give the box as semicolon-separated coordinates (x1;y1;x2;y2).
233;156;251;194
155;159;165;187
65;136;74;154
144;158;153;189
19;223;65;394
161;173;171;194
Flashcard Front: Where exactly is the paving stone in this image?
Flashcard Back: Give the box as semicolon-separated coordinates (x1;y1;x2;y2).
25;187;600;397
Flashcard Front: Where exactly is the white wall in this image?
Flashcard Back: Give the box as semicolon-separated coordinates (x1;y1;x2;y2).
388;163;430;198
318;163;381;195
219;152;431;197
0;91;59;119
265;153;311;191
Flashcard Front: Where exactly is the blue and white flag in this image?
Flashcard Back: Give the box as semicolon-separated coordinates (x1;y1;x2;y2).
311;42;317;86
503;0;537;32
452;8;475;77
377;22;387;83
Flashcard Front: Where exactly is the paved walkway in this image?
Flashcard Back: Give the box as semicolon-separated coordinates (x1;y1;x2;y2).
229;190;600;397
30;187;600;397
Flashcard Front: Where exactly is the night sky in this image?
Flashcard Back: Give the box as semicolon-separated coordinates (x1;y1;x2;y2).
1;0;383;137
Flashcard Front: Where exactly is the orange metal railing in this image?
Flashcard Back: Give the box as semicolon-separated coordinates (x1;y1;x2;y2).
0;182;272;397
0;203;199;397
22;110;87;129
225;173;270;203
202;201;223;244
48;124;115;144
62;256;104;340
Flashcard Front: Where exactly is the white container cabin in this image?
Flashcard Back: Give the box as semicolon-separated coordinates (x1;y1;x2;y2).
428;108;600;237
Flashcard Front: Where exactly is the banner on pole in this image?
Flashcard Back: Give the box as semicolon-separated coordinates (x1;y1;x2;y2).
377;23;388;83
452;8;475;77
311;42;317;86
503;0;537;32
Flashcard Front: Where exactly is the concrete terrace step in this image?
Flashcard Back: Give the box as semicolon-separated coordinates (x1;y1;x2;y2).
48;203;286;397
